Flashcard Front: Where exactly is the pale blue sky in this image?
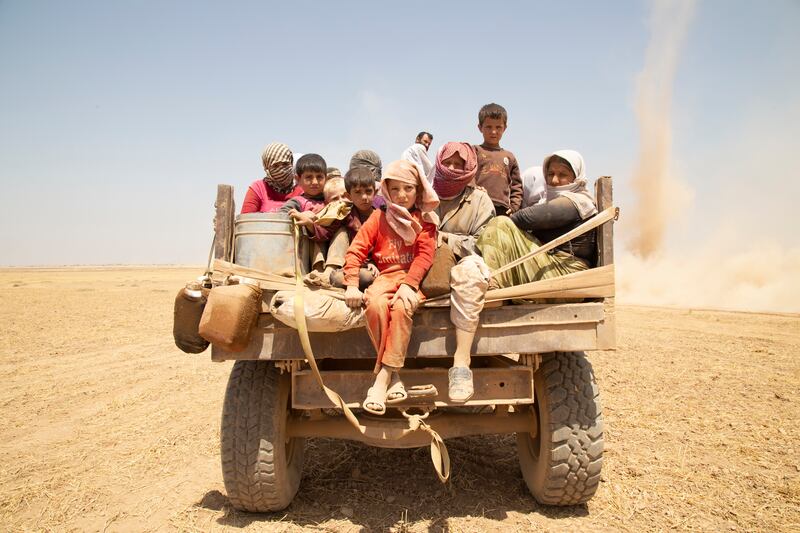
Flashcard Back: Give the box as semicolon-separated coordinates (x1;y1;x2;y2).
1;0;798;265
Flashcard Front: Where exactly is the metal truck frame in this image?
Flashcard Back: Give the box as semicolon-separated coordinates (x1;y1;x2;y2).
206;177;615;512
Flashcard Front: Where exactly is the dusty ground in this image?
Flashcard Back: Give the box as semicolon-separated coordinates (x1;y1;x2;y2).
0;267;798;532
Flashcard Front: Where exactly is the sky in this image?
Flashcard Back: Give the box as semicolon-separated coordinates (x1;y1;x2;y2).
1;1;799;309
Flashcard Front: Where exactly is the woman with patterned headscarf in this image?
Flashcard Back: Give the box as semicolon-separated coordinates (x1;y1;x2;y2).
241;142;303;213
431;142;495;402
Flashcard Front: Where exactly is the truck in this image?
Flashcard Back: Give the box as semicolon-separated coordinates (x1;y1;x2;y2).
203;177;616;512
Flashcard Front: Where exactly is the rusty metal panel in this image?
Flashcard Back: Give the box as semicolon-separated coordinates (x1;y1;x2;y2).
291;366;533;409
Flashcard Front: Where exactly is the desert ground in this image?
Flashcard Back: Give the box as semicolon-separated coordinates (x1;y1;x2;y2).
1;267;798;532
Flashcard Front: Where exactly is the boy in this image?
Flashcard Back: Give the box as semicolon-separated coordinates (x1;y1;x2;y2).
473;103;522;217
280;153;327;214
302;167;379;289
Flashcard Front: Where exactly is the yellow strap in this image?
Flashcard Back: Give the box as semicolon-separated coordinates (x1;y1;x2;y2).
291;224;450;482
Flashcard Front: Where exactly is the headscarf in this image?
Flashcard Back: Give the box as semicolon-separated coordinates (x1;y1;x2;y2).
261;142;295;193
381;160;440;245
349;150;382;181
401;143;434;184
521;166;546;208
542;150;598;219
432;142;478;200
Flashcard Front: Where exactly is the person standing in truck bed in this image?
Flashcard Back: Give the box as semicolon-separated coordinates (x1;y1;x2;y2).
473;103;523;217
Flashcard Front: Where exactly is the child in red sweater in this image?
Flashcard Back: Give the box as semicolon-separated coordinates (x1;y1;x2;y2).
343;160;439;415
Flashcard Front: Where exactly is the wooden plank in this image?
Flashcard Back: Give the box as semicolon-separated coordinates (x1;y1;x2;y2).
595;297;617;349
210;312;602;361
213;184;235;262
595;177;614;267
291;366;533;409
484;265;614;302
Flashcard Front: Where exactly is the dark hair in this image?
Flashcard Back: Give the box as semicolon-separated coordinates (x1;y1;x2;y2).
295;153;327;176
416;131;433;142
344;167;376;192
478;103;508;126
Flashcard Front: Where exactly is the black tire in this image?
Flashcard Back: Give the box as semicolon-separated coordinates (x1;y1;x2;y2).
517;351;604;505
221;361;305;512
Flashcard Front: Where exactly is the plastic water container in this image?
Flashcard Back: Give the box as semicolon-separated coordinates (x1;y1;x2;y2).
233;213;301;276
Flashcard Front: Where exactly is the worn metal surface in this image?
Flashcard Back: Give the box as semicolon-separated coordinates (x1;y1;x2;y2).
210;302;610;361
286;409;536;448
233;213;296;276
291;365;534;409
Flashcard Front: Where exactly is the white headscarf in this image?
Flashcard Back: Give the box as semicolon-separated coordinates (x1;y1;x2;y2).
543;149;598;220
401;143;434;184
521;165;546;208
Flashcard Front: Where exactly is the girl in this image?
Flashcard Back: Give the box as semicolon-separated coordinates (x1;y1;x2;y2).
343;160;439;415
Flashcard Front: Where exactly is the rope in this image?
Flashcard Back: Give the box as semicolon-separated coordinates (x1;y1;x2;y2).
290;223;450;482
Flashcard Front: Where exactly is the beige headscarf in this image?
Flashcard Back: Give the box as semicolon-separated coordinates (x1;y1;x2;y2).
543;149;598;220
381;160;440;245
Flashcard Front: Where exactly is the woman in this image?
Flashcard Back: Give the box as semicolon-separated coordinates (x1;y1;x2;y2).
477;149;598;288
241;142;303;213
431;142;495;402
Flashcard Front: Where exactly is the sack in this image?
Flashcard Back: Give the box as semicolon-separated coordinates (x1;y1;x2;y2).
270;289;365;332
420;245;456;298
198;283;262;352
173;282;210;354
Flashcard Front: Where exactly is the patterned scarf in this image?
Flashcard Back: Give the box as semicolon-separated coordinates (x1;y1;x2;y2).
349;149;382;182
261;142;295;194
381;160;440;245
432;142;478;200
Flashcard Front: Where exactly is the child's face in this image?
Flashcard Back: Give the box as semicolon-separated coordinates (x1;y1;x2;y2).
324;183;346;203
546;160;576;187
298;171;326;197
478;117;506;146
386;179;417;210
441;153;466;172
346;184;375;214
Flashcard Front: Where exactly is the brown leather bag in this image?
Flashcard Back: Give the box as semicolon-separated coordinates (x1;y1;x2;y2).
420;245;456;298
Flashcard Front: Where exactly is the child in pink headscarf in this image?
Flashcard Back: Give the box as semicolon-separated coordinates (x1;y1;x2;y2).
343;160;439;415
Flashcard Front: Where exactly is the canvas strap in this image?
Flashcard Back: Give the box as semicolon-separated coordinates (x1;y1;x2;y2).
291;224;450;482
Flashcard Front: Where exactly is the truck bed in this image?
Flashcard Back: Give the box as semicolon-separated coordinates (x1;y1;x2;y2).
210;300;615;361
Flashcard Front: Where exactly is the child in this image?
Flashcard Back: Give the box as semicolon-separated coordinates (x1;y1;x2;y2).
473;103;523;217
241;142;303;213
322;176;345;203
326;167;380;289
343;160;439;415
281;153;328;215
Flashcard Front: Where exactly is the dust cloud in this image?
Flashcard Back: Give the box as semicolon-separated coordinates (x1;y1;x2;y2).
617;0;800;313
628;0;695;258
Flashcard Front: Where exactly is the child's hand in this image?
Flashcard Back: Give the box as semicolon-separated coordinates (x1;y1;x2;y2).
390;283;419;313
289;209;316;227
365;263;379;278
345;285;364;308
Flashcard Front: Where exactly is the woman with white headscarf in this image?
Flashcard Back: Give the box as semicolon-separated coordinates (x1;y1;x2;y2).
477;149;598;288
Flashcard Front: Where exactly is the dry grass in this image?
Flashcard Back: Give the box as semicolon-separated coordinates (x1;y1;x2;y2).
0;267;798;532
